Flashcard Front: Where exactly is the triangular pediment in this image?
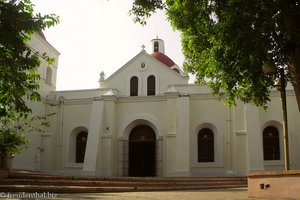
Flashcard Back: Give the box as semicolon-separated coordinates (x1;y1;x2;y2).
100;50;189;96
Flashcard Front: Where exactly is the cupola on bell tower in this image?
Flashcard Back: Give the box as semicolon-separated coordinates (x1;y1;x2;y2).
150;37;176;68
151;37;165;54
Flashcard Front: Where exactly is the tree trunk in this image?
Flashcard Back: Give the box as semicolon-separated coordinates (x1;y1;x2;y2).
287;47;300;112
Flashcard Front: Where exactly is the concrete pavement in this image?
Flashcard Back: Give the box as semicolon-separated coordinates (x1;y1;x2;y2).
53;188;290;200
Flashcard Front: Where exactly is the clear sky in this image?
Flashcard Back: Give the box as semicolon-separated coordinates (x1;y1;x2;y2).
31;0;186;90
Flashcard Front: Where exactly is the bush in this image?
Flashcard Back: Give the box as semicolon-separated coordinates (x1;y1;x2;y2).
0;113;53;157
0;130;29;157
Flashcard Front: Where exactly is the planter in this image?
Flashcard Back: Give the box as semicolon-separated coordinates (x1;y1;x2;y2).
0;169;8;179
0;154;14;169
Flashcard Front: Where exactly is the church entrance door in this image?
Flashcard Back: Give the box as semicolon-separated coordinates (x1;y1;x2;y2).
129;125;156;176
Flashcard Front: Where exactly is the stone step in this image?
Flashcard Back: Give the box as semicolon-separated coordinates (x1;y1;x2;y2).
6;175;247;182
3;170;247;193
0;178;247;187
8;171;247;182
0;184;247;193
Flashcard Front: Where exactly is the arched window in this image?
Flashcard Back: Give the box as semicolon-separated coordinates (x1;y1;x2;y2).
198;128;214;162
263;126;280;160
154;41;159;52
76;131;88;163
130;76;138;96
173;68;180;73
46;67;52;85
147;75;155;96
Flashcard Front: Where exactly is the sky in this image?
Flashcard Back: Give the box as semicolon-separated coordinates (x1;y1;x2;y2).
31;0;186;91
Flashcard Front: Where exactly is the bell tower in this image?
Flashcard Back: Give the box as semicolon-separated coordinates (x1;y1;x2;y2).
151;37;165;54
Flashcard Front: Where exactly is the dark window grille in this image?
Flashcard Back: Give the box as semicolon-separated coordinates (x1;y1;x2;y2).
198;128;214;162
76;131;88;163
154;41;159;52
130;76;138;96
263;126;280;160
147;75;155;96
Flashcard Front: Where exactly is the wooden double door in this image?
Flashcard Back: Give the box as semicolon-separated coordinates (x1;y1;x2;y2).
128;125;156;176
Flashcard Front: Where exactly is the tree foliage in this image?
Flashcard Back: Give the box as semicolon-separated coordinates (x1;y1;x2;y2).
0;0;59;118
0;112;54;156
130;0;300;110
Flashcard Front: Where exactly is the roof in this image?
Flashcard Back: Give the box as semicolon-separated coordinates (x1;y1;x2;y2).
150;52;175;67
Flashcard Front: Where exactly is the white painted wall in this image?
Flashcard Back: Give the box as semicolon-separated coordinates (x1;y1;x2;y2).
15;36;300;177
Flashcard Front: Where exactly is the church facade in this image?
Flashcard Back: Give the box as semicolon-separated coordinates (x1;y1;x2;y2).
12;33;300;177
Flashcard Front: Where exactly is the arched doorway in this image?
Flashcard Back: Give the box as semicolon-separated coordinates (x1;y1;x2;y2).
129;125;156;176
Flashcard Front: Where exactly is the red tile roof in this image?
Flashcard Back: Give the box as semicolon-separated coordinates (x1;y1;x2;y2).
150;52;175;67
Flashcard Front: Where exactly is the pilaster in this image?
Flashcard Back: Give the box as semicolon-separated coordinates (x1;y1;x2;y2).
174;95;190;176
82;99;104;175
245;105;264;172
101;95;117;176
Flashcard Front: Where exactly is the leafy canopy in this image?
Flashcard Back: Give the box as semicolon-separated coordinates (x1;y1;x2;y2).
130;0;300;109
0;112;54;156
0;0;59;118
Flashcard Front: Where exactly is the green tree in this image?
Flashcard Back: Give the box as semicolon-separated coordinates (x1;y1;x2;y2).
130;0;300;110
0;0;59;118
0;113;53;158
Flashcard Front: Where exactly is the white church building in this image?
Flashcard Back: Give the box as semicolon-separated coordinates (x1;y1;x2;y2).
13;33;300;177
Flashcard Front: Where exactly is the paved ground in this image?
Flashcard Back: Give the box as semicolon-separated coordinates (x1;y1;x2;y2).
2;188;292;200
56;188;289;200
